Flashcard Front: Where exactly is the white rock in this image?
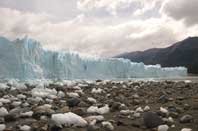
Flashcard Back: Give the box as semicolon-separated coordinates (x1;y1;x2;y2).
31;87;57;98
168;117;174;123
22;102;30;107
52;112;87;127
91;88;103;94
57;91;65;98
0;83;9;90
12;101;22;107
136;107;143;112
171;125;175;128
0;98;11;104
0;107;8;117
87;104;110;114
85;115;104;123
20;111;33;117
160;107;169;114
144;106;150;111
158;125;169;131
120;110;134;115
112;86;118;89
46;98;53;103
67;92;79;98
134;112;141;118
181;128;192;131
75;89;84;95
17;94;26;99
87;97;97;104
0;124;6;131
102;121;114;130
19;125;31;131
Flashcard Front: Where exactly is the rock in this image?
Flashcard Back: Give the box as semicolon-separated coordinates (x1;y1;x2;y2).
180;115;193;123
131;119;143;128
87;97;97;104
78;101;89;107
20;111;33;118
169;112;179;118
192;102;198;110
110;102;121;112
183;104;190;110
87;125;100;131
120;110;131;115
49;125;62;131
19;125;31;131
158;125;169;131
0;107;8;117
181;128;192;131
4;114;17;122
102;121;114;131
72;108;86;116
85;115;104;123
134;112;141;118
144;106;150;111
66;98;80;107
160;107;169;116
168;105;177;112
143;112;163;128
33;105;55;119
60;106;70;113
159;95;169;103
0;124;6;131
51;112;87;127
136;107;143;112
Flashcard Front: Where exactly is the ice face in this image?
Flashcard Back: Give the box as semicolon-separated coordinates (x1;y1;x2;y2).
0;36;187;80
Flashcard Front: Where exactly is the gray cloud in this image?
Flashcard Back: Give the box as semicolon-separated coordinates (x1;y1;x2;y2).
0;0;198;57
0;0;79;21
161;0;198;26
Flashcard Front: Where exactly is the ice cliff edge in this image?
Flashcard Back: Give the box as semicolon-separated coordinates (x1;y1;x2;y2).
0;36;187;80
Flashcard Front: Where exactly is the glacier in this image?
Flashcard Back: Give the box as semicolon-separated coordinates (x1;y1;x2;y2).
0;36;187;80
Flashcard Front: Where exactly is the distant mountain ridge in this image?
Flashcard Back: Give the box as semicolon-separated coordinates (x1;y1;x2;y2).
116;37;198;74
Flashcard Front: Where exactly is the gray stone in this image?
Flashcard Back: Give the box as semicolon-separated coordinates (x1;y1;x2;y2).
180;115;193;123
67;98;80;107
143;112;163;128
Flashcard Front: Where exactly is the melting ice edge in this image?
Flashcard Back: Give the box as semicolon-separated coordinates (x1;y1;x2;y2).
0;36;187;80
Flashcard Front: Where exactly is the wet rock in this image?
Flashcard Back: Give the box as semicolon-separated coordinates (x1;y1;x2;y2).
143;112;163;128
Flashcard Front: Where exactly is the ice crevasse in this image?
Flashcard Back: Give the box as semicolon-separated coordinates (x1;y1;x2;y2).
0;36;187;80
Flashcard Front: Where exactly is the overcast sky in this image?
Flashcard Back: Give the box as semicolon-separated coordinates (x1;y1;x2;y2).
0;0;198;57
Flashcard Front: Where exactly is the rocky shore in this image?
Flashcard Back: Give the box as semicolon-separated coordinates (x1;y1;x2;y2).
0;80;197;131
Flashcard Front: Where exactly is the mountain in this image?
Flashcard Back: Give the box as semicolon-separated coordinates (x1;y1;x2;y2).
116;37;198;74
0;36;187;80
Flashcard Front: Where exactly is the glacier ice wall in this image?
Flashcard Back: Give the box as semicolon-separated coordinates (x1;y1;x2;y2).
0;36;187;80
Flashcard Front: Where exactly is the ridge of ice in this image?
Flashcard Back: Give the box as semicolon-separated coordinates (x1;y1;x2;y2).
0;36;187;80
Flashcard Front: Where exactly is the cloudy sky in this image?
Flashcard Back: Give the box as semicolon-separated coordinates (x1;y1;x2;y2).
0;0;198;57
